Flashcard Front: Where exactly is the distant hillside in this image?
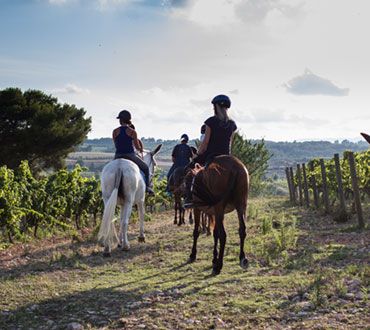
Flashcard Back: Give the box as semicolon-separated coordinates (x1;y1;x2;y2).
76;138;368;177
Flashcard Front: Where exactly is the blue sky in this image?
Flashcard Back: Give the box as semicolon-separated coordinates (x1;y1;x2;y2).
1;0;369;141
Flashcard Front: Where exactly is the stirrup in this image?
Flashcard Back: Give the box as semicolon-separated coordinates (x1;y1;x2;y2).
184;202;194;209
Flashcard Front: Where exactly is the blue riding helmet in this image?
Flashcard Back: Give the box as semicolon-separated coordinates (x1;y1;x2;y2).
180;134;189;142
211;95;231;108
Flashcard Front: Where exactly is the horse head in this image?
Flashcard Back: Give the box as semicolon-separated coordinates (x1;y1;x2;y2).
143;144;162;176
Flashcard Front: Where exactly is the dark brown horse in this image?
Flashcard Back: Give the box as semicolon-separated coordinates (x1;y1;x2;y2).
187;155;249;275
168;167;193;226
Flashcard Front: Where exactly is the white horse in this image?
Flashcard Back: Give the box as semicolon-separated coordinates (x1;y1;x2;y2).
98;145;162;256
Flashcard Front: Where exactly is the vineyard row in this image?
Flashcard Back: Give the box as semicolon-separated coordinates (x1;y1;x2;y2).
285;150;369;228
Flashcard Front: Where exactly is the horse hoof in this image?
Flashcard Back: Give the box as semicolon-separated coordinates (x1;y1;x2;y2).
212;269;221;276
138;236;145;243
122;245;130;251
240;258;249;269
188;256;196;263
103;251;111;258
174;220;177;225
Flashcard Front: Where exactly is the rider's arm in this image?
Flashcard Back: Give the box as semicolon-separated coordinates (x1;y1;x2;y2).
230;131;236;149
126;127;143;153
197;125;211;155
112;128;120;141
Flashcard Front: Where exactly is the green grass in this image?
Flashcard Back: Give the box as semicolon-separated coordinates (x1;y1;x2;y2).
0;197;369;329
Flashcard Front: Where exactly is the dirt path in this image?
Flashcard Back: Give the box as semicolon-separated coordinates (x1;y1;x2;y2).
1;197;369;329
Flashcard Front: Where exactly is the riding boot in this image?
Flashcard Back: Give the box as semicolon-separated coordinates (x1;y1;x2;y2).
146;179;155;196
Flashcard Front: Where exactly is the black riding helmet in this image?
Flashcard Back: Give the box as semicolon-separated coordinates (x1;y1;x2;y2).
211;94;231;108
180;134;189;142
116;110;131;121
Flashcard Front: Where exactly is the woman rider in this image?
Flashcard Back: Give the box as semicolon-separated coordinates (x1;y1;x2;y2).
184;94;237;206
113;110;154;195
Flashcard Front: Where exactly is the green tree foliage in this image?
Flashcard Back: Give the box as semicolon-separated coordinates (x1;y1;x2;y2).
0;88;91;172
146;170;172;213
231;132;271;194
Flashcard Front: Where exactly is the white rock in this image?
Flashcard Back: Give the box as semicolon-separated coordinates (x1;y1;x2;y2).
66;322;84;330
302;293;310;300
345;293;355;300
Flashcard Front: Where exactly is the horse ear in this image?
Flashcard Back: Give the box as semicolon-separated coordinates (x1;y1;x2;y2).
152;144;162;155
360;133;370;144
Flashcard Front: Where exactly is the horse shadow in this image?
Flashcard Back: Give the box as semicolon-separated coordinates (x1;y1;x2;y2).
0;232;156;281
1;260;233;329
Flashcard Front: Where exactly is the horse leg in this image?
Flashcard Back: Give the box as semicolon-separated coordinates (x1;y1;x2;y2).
212;224;219;268
189;208;201;262
201;213;206;234
121;201;133;251
207;216;212;236
181;206;185;225
137;200;146;242
174;200;178;225
213;213;226;276
189;209;193;225
237;208;248;269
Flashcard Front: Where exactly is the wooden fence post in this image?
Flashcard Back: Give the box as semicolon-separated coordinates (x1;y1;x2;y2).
320;159;330;214
296;164;303;206
289;167;297;204
347;152;364;228
302;163;310;208
285;167;293;202
309;162;319;209
334;153;347;215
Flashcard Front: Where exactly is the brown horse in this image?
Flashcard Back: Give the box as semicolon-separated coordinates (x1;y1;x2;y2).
187;155;249;275
168;167;193;226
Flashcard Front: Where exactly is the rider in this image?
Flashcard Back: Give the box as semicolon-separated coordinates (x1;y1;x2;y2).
166;134;194;191
184;94;237;206
113;110;154;195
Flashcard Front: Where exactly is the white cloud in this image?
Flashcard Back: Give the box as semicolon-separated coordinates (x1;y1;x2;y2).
169;0;304;28
234;108;328;127
284;69;350;96
52;83;90;94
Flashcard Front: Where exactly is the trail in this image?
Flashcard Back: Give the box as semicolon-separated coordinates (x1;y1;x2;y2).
0;197;369;329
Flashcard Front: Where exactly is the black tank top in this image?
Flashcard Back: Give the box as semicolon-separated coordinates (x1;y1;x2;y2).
204;116;237;155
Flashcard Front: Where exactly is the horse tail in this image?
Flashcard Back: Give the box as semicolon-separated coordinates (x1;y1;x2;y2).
98;168;123;249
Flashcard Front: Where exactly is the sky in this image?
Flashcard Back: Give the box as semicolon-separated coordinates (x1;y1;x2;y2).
0;0;369;141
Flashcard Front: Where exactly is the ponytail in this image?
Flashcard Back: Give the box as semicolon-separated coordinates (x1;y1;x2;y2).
120;118;133;127
215;104;229;122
